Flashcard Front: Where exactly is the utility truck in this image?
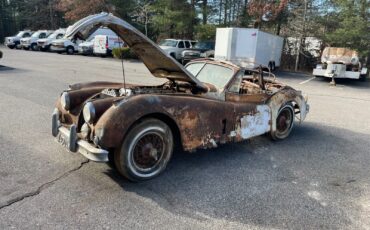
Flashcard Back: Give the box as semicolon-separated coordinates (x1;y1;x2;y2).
215;28;284;71
312;47;368;80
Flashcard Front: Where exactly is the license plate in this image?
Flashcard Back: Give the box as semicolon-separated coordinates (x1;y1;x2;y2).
57;132;70;149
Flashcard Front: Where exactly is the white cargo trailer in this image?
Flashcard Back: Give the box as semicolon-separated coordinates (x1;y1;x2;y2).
215;28;284;70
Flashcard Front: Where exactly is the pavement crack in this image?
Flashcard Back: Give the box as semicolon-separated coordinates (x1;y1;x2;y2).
0;160;89;210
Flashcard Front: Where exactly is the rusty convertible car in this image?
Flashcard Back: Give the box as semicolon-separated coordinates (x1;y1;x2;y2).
52;13;309;181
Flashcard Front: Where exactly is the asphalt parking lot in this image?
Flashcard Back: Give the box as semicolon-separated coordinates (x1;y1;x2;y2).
1;47;370;229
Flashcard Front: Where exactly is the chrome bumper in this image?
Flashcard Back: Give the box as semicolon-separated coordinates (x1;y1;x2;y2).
52;109;109;162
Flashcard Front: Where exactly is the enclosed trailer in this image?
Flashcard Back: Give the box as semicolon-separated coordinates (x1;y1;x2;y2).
215;28;284;70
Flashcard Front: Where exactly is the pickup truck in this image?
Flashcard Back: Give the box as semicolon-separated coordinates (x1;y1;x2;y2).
159;39;196;61
37;29;66;51
4;31;33;49
21;30;52;51
181;41;215;65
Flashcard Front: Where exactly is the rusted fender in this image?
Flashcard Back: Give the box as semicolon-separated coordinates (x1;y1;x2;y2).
267;88;308;135
94;94;240;151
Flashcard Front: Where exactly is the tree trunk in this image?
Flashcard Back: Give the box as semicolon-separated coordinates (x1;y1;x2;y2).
202;0;207;24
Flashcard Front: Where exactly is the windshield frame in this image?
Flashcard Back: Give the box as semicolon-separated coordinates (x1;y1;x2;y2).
185;61;236;91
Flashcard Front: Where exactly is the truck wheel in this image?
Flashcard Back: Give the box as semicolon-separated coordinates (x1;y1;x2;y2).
271;103;294;140
66;46;74;55
31;43;38;51
114;118;174;181
359;74;367;82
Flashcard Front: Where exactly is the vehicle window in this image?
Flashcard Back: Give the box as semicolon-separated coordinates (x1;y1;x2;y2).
191;41;196;47
178;41;185;48
186;62;205;76
193;63;234;89
228;71;243;93
23;33;31;38
56;34;64;39
194;42;215;50
39;33;46;38
185;41;190;48
159;40;178;47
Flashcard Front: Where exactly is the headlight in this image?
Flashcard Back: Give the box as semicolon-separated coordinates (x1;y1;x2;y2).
83;102;96;124
60;92;70;110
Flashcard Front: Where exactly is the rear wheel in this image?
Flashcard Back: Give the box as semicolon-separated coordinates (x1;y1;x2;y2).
114;119;173;181
271;103;294;140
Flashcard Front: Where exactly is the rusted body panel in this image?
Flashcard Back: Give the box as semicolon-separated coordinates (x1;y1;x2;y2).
93;94;252;151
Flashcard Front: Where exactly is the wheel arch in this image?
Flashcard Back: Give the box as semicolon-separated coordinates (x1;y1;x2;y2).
128;112;183;151
267;90;308;134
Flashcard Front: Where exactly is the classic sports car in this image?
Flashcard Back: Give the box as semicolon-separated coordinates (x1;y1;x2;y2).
52;13;309;181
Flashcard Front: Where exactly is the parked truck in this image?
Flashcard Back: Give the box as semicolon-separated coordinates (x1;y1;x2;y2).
312;47;368;80
214;28;284;71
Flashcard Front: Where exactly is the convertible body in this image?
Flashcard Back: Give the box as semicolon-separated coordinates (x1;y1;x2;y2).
52;13;309;181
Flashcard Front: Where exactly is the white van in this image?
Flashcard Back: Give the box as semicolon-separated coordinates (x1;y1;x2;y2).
93;34;122;56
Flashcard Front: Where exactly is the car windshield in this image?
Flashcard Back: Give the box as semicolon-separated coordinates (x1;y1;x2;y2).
31;32;41;38
194;42;214;50
186;62;234;89
16;32;24;37
48;33;58;39
159;40;178;47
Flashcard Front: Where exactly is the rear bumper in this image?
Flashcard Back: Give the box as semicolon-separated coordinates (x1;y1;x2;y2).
52;109;109;162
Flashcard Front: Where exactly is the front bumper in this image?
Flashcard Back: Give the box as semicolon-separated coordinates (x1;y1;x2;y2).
52;109;109;162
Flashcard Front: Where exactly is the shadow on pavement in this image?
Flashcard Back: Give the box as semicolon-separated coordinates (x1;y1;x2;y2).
104;122;370;229
0;65;15;71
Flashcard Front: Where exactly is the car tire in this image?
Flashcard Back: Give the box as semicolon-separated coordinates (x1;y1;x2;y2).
114;118;174;182
7;45;15;49
66;46;74;55
23;47;29;50
271;103;294;140
31;43;38;51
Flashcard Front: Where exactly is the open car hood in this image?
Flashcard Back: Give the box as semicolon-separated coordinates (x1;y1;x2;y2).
65;12;207;92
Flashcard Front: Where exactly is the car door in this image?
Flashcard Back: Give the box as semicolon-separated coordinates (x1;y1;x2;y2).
225;70;272;140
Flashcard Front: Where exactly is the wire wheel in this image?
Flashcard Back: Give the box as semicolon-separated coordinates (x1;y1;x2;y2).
115;119;173;181
132;132;165;172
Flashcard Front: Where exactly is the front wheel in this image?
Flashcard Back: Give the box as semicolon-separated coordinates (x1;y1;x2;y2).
66;46;74;55
31;43;38;51
114;119;174;181
271;103;294;140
